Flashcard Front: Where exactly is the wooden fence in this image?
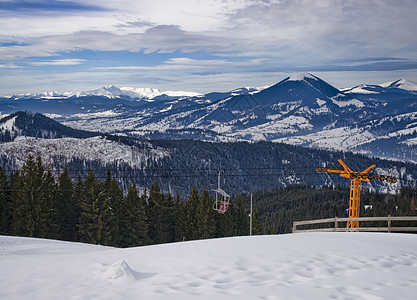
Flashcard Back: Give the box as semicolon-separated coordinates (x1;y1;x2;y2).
292;216;417;233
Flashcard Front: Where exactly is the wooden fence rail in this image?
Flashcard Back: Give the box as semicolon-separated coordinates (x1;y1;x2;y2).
292;216;417;233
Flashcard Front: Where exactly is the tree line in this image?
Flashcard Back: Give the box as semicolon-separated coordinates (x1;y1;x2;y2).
1;155;416;247
246;184;417;234
0;155;262;247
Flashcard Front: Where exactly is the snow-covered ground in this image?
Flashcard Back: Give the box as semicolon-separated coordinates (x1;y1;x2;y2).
1;233;416;299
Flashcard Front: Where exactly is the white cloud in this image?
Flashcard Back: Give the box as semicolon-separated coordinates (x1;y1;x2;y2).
0;63;18;69
1;0;416;61
1;0;417;94
30;59;86;66
102;57;264;71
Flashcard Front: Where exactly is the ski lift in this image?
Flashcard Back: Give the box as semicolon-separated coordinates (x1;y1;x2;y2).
212;170;231;214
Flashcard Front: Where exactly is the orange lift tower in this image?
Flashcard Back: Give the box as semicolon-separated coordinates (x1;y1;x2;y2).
317;159;397;229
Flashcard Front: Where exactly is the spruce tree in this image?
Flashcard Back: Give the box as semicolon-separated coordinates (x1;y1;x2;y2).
216;203;235;238
78;171;114;246
43;170;58;239
0;166;11;234
120;183;148;247
12;155;53;238
162;193;176;243
196;189;216;239
175;194;188;241
251;208;263;235
56;168;79;241
233;194;250;236
103;170;123;246
72;174;84;241
185;186;199;240
147;182;162;244
147;182;176;244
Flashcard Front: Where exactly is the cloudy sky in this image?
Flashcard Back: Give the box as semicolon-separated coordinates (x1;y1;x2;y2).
1;0;416;95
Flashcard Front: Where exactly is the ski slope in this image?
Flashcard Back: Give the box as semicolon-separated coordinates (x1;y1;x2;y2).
1;233;416;299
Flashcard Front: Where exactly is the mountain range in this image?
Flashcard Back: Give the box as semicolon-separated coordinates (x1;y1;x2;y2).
1;73;417;163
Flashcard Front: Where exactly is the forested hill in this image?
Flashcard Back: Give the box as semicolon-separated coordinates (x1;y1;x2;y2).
0;111;98;142
122;137;417;195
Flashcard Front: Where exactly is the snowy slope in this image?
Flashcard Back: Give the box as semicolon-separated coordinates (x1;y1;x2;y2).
380;79;417;91
0;136;170;169
274;111;417;162
1;233;416;299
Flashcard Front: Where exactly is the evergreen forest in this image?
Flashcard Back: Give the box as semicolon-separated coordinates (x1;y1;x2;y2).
0;155;416;247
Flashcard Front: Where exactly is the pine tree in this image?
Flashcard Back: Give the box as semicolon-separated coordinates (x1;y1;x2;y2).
251;208;263;235
78;171;114;246
147;182;163;244
12;155;53;238
72;174;84;241
196;189;216;239
185;186;199;240
0;166;11;234
175;194;188;241
147;182;176;244
160;193;176;243
120;183;148;247
233;194;250;236
56;168;79;241
43;170;58;239
103;170;123;246
216;204;235;238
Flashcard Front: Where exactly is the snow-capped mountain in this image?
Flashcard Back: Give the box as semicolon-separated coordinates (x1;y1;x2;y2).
7;85;203;101
1;73;417;162
76;85;203;100
380;79;417;91
343;79;417;94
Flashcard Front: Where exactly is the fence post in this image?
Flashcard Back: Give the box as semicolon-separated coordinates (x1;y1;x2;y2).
334;217;338;232
293;222;297;233
388;215;391;233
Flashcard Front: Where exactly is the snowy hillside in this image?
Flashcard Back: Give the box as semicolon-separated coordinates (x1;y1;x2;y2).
1;233;416;299
380;79;417;91
0;111;98;142
0;136;170;170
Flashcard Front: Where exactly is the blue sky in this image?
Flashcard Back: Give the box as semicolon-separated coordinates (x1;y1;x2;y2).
0;0;416;95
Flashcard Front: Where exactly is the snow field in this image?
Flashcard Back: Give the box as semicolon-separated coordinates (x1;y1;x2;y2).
1;233;417;299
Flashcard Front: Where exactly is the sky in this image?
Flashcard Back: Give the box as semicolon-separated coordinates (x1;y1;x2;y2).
0;0;417;95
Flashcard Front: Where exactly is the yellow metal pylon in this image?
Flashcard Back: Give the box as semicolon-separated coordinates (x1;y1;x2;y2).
317;159;375;229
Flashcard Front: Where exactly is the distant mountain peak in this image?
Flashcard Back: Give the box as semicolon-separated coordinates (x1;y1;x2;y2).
287;72;318;82
76;85;203;100
380;79;417;91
